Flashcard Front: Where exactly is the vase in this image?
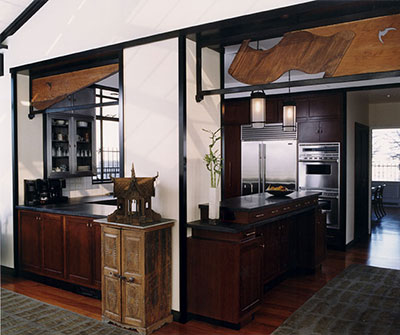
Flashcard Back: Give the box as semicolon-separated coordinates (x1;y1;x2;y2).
208;187;219;220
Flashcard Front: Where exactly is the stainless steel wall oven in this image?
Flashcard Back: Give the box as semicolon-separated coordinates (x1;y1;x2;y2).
298;143;340;229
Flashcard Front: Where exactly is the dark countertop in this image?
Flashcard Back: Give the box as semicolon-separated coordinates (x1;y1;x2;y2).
16;195;117;219
188;206;316;233
200;191;320;212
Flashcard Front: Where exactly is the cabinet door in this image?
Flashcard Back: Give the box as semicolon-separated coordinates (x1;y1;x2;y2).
239;237;263;315
314;211;327;267
121;230;144;327
265;99;279;123
42;213;64;278
65;216;93;286
259;222;280;282
309;94;341;118
279;220;291;273
223;99;250;125
102;226;121;322
73;116;96;176
297;120;320;143
19;211;42;273
47;114;72;178
92;222;102;289
223;125;242;199
319;119;342;142
294;98;309;120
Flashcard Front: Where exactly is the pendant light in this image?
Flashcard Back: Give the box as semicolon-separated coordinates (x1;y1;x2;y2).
282;70;296;132
250;90;267;128
250;40;267;129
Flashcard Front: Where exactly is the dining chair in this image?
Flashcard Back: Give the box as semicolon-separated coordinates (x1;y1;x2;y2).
371;185;382;219
377;184;386;218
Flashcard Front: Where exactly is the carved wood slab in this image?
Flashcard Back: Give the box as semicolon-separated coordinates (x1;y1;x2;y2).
229;31;355;85
31;63;119;110
304;13;400;77
229;13;400;85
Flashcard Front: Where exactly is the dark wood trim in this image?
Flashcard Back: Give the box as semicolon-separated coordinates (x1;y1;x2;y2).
195;35;203;102
200;70;400;100
0;0;48;43
0;53;3;77
1;265;16;276
118;50;124;178
11;72;19;272
220;47;226;200
178;35;188;323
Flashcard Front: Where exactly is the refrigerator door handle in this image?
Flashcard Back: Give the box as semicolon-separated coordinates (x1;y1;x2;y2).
259;143;262;193
262;143;266;193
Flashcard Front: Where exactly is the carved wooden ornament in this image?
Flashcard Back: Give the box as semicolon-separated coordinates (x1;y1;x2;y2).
228;31;355;85
31;63;119;110
229;14;400;85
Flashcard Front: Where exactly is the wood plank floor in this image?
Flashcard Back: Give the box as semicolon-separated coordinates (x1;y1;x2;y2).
2;208;400;334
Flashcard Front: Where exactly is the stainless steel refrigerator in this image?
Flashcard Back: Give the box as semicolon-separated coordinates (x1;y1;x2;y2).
241;139;297;195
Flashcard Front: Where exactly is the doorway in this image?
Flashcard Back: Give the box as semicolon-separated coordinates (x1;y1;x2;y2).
354;122;369;241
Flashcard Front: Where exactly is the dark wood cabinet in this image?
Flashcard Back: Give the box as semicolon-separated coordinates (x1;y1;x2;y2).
223;125;242;199
188;230;263;326
92;221;102;289
298;118;342;143
18;210;101;290
65;216;93;286
19;211;42;273
256;218;294;283
42;213;64;278
309;95;341;119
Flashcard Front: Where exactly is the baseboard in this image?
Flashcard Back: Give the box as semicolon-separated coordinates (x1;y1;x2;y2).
171;310;181;322
345;239;357;250
1;265;16;276
20;271;101;299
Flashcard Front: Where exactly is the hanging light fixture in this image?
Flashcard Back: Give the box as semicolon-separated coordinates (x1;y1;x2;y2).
282;70;296;132
250;90;267;128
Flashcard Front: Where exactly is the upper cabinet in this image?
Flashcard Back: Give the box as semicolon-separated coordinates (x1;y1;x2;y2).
46;88;96;178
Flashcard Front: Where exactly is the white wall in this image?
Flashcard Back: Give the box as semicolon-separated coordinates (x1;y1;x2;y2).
186;40;221;224
123;39;180;310
17;74;44;205
369;102;400;128
346;92;370;244
0;0;312;268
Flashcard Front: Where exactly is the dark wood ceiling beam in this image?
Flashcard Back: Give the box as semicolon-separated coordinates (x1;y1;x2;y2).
0;0;48;44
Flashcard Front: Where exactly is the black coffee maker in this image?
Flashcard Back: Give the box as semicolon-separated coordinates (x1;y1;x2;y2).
24;179;67;205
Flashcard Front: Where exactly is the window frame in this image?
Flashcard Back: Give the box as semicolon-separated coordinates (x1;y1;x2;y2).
92;85;121;184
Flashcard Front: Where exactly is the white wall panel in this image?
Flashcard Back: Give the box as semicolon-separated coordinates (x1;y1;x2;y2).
123;39;179;310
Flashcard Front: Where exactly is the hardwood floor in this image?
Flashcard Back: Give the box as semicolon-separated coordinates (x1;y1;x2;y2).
2;209;400;334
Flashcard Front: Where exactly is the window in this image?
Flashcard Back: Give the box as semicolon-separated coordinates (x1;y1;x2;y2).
93;87;120;183
372;128;400;182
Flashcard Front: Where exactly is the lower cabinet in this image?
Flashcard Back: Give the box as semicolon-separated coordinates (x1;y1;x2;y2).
187;207;326;328
18;210;101;290
101;221;173;335
188;230;263;326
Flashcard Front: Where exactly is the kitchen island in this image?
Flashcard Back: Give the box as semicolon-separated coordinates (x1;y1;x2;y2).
187;191;325;328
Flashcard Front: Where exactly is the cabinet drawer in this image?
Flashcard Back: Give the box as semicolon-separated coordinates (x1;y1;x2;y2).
192;228;257;242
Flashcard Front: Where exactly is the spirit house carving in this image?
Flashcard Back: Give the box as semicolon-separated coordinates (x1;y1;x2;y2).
108;164;161;225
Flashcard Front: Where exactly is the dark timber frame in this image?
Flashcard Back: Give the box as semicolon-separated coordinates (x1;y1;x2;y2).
8;0;400;323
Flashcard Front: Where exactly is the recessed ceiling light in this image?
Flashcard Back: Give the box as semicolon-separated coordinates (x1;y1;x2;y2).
387;94;391;98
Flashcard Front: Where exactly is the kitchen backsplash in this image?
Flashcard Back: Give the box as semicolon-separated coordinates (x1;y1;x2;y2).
62;177;113;198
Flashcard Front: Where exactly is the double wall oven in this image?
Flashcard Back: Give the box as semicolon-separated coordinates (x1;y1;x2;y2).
298;143;340;229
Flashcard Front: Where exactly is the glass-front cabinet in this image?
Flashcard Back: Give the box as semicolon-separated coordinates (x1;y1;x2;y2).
47;113;96;178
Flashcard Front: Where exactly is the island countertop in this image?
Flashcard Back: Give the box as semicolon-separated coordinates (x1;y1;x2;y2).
193;191;321;231
217;191;320;212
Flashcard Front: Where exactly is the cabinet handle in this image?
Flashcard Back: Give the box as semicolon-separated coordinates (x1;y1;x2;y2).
283;207;290;211
261;244;265;249
255;213;264;218
112;273;121;279
271;210;279;214
245;231;256;237
127;277;135;283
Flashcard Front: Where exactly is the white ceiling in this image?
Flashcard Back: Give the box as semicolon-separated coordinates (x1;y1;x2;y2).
351;87;400;104
0;0;32;36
